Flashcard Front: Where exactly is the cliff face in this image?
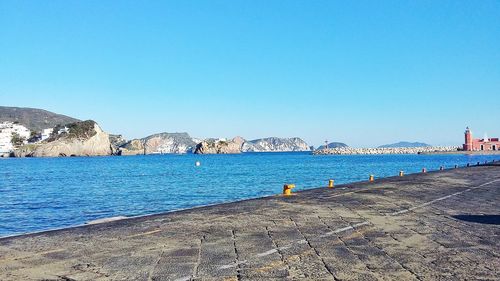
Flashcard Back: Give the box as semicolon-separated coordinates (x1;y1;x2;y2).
193;137;244;154
15;121;113;157
144;133;197;154
193;136;310;154
242;137;311;152
120;132;197;155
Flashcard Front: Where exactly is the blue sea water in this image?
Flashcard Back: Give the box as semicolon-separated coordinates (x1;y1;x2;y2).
1;152;498;237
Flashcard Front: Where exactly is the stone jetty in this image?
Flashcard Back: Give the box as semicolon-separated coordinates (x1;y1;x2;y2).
1;162;499;280
313;146;460;155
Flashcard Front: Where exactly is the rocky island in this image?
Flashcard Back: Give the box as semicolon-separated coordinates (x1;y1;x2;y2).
316;142;348;150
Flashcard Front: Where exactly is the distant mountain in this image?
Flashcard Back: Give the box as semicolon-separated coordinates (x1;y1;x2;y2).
0;106;80;132
317;142;348;150
378;141;431;148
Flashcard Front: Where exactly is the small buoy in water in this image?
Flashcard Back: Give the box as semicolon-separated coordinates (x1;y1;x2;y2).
195;161;201;167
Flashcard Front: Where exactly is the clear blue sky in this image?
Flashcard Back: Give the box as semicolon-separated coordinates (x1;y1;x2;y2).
1;1;499;147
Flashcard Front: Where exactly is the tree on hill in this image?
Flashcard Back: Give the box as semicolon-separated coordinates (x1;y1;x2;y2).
11;132;26;146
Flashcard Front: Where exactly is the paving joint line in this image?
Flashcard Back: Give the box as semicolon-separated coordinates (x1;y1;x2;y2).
213;178;500;276
390;179;500;216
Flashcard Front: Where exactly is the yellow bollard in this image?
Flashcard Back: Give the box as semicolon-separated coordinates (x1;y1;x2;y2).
328;179;334;188
369;175;374;182
399;170;404;177
422;168;427;173
283;184;295;196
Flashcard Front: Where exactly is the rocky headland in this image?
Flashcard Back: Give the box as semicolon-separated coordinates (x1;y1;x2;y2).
13;120;113;157
242;137;311;152
119;132;197;155
313;146;460;155
193;137;244;154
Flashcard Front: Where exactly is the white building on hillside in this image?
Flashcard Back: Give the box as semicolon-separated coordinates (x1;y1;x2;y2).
0;122;31;153
58;127;69;134
41;128;54;141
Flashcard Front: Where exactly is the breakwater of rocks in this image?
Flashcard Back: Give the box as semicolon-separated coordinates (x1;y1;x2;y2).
313;146;461;155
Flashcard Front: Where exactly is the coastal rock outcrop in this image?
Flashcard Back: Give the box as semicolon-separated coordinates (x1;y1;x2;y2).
109;134;127;155
193;137;243;154
14;120;113;157
109;134;127;147
119;139;145;155
119;132;197;155
242;137;311;152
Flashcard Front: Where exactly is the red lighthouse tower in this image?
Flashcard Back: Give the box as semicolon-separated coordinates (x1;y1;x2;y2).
462;127;499;151
463;127;472;151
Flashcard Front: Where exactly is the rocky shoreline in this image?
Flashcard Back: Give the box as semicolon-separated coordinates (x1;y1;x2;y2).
2;118;313;157
313;146;460;155
1;107;482;158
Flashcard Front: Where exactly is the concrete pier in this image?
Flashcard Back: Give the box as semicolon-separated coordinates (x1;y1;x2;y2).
1;164;499;280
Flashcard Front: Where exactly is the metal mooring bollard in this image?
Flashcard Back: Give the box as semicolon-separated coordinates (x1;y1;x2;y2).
283;184;295;196
399;171;404;177
422;168;427;173
440;166;444;171
369;175;374;182
328;179;334;188
454;164;458;168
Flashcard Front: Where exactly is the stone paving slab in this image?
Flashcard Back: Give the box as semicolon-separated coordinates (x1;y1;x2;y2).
0;163;499;280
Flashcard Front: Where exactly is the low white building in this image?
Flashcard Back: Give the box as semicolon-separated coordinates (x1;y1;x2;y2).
41;128;54;141
58;127;69;134
0;122;31;153
0;132;13;153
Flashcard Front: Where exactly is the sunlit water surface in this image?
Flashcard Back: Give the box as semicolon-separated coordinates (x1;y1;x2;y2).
1;152;498;237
